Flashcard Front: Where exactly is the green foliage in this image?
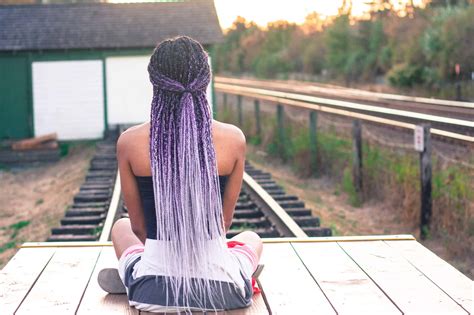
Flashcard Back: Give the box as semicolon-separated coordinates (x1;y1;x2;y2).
342;167;361;207
9;220;30;239
214;4;474;89
0;241;16;254
387;63;431;87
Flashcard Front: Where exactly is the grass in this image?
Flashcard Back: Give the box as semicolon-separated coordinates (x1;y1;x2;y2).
0;220;31;254
9;220;30;239
0;241;17;254
329;222;339;236
230;222;258;230
218;100;474;258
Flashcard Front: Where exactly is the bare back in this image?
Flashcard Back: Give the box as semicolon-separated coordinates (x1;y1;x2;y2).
116;119;246;241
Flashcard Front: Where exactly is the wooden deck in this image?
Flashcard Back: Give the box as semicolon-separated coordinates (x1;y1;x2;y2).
1;235;472;314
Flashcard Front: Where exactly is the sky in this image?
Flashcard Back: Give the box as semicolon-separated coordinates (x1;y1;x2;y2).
108;0;426;31
213;0;425;30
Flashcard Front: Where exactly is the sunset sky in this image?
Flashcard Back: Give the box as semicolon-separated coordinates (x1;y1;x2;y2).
213;0;425;30
108;0;426;30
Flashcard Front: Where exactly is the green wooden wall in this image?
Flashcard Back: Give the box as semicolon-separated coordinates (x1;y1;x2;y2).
0;55;32;139
0;45;213;140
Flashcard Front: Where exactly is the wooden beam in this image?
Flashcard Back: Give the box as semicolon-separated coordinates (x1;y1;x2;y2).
11;133;57;150
419;124;432;240
352;120;363;198
254;99;261;140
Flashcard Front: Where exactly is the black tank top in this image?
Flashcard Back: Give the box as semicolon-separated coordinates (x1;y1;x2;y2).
135;175;229;240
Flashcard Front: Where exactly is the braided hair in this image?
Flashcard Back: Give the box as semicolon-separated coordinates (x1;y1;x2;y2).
148;36;230;310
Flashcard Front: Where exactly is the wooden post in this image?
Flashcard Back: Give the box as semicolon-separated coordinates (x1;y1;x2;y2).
254;99;261;139
309;111;318;175
277;104;285;158
237;95;243;126
223;93;227;111
418;124;432;240
352;120;363;196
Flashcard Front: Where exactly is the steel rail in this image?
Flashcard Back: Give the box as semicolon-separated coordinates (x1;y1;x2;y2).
242;172;308;238
216;76;474;109
99;172;121;242
216;84;474;144
216;83;473;128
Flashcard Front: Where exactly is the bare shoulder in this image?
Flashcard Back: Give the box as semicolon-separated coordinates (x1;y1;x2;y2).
117;123;149;156
212;120;246;156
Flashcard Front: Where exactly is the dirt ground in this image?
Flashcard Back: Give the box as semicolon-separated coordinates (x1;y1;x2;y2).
246;147;474;280
0;143;95;269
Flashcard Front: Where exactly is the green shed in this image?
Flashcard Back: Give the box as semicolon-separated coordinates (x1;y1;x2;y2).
0;0;222;140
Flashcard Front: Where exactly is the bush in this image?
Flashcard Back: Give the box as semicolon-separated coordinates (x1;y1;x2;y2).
387;63;429;87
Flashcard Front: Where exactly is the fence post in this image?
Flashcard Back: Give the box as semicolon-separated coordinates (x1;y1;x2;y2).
254;100;261;141
277;104;285;159
237;95;243;126
352;120;363;198
223;93;227;111
309;111;318;175
417;124;432;240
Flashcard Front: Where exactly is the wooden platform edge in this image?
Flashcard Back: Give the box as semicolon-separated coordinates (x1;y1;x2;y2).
20;235;416;248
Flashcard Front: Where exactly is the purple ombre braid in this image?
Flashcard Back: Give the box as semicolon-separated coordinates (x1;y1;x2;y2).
147;36;230;310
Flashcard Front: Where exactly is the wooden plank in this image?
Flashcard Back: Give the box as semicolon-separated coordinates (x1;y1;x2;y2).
0;247;56;314
292;242;401;314
15;247;101;315
262;234;415;243
385;240;472;312
339;241;468;314
76;247;138;314
257;243;335;314
19;235;416;248
11;133;57;150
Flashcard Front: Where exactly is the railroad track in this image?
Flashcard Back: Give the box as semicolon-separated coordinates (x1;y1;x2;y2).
215;76;474;141
47;128;330;242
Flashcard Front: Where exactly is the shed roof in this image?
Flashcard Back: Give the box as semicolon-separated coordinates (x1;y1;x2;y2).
0;0;223;51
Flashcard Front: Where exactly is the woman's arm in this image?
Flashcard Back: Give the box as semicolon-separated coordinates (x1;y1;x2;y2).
117;133;147;243
221;129;246;233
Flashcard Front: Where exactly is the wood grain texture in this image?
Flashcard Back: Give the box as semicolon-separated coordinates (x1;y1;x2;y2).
15;247;101;315
76;247;138;315
385;240;472;313
293;242;401;315
339;241;468;315
0;247;55;314
257;243;335;314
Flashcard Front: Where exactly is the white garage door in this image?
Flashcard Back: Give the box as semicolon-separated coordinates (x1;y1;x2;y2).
106;56;152;125
32;60;105;140
106;55;214;126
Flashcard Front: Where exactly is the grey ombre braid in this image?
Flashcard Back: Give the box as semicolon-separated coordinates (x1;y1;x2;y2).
148;36;230;310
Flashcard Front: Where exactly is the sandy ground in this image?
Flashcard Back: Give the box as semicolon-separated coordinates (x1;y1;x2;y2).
0;143;95;268
247;147;474;280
